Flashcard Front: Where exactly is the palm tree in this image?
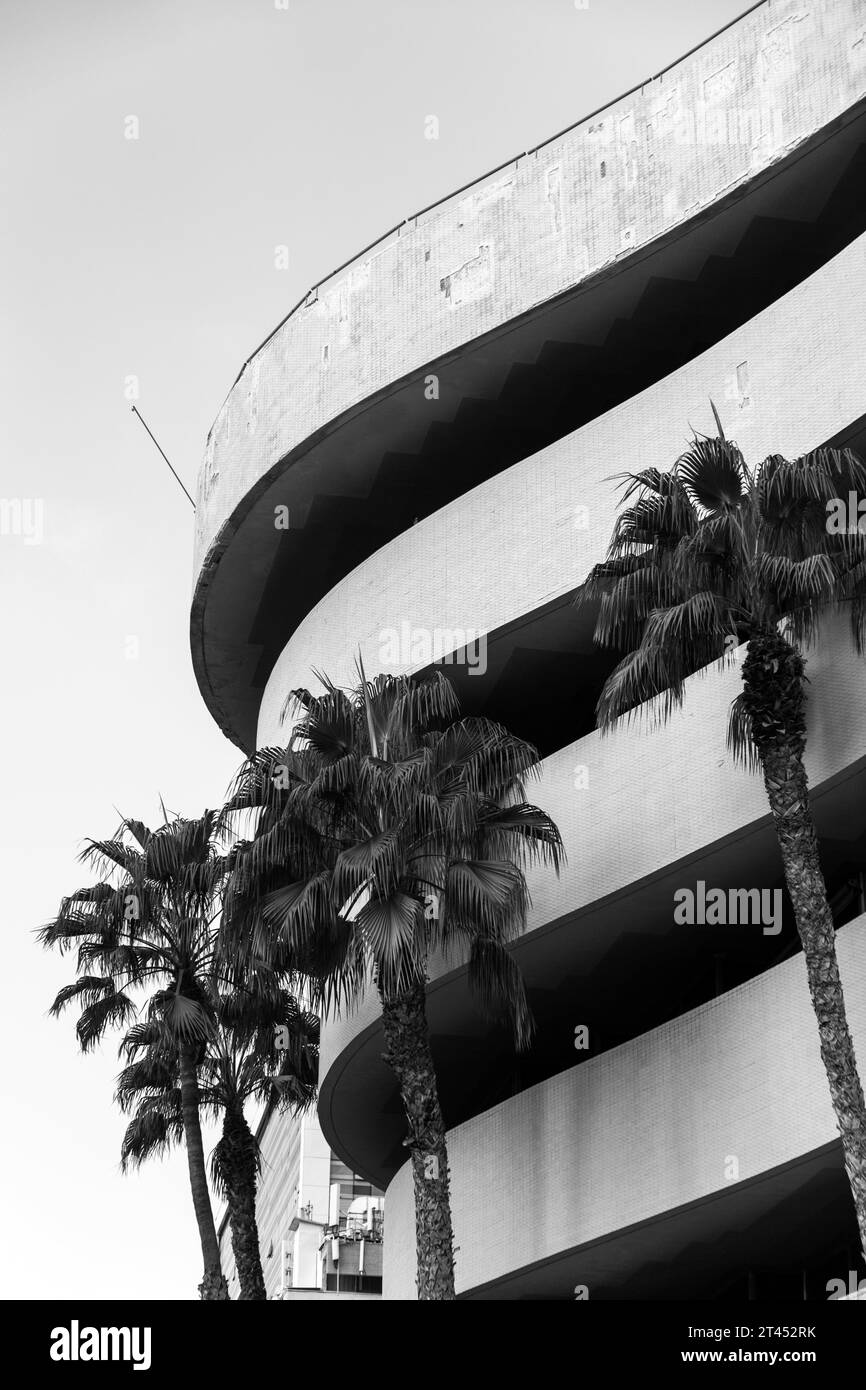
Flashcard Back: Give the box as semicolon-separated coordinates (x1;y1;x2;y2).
577;412;866;1258
209;989;319;1300
222;668;564;1299
117;991;319;1300
39;811;233;1299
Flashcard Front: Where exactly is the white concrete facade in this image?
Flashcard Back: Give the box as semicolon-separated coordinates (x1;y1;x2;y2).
196;0;866;1300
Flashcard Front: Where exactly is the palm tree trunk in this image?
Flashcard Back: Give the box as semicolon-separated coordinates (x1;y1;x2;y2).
178;1044;230;1300
380;980;456;1299
743;629;866;1261
220;1106;266;1300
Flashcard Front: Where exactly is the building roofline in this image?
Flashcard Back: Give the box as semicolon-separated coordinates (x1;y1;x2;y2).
209;0;769;422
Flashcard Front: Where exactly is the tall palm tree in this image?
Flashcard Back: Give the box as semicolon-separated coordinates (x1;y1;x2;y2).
222;668;564;1299
577;413;866;1258
39;811;233;1299
117;991;319;1300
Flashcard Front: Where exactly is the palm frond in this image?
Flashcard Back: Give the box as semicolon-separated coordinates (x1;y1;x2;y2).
466;938;534;1051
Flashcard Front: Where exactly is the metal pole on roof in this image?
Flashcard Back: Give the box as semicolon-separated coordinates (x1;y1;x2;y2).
131;405;196;510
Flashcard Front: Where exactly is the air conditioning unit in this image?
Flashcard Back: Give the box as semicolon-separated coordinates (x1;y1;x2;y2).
363;1196;384;1234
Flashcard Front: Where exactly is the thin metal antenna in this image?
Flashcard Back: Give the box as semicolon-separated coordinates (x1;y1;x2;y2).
130;405;196;510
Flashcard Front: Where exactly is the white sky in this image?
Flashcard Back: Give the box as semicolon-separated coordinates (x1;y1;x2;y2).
1;0;749;1301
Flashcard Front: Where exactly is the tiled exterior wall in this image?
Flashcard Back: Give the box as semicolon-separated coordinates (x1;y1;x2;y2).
256;232;866;743
317;608;866;1085
200;0;866;1301
383;918;866;1298
193;0;866;577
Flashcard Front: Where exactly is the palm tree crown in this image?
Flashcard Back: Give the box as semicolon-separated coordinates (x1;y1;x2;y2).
582;424;866;744
116;988;319;1172
224;669;563;1044
40;810;230;1050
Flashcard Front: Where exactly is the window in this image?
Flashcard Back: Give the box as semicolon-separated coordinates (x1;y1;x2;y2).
324;1274;382;1295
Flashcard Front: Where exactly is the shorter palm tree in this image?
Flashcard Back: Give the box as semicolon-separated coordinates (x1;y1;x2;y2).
118;991;319;1300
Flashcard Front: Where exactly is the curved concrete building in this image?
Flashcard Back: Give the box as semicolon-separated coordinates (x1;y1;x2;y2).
194;0;866;1298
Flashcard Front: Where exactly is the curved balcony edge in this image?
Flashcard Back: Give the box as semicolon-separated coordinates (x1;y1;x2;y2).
255;232;866;744
191;0;866;751
316;612;866;1188
381;918;866;1298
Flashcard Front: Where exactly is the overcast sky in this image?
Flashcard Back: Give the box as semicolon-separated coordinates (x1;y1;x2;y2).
1;0;749;1301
